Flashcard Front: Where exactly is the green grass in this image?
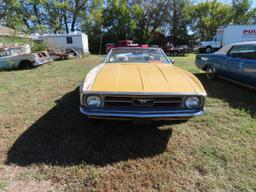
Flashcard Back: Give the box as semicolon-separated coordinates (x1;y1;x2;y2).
0;54;255;192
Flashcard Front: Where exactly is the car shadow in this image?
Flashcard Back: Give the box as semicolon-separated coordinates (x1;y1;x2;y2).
196;73;256;118
6;87;172;167
0;65;44;72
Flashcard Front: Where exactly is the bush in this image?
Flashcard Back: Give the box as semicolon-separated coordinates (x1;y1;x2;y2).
31;41;47;52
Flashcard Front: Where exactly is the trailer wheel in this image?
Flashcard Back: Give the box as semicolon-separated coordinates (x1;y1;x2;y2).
205;46;213;53
206;66;215;80
18;60;33;69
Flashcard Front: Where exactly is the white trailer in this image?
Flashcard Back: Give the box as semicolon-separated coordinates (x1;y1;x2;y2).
33;33;89;55
199;25;256;53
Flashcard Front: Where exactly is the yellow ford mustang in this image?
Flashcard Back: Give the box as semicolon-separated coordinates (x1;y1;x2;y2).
80;47;206;120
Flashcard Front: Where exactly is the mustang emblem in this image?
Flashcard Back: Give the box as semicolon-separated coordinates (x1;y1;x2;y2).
133;99;154;106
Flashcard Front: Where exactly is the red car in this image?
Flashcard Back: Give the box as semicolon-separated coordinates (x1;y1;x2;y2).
106;40;148;53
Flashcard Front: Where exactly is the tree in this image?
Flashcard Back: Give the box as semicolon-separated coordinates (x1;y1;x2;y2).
103;0;137;41
2;0;89;34
0;0;7;22
81;0;104;53
129;0;170;44
232;0;256;24
189;1;232;41
168;0;192;45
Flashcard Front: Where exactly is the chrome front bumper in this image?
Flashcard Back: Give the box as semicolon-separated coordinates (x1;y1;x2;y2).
80;106;205;119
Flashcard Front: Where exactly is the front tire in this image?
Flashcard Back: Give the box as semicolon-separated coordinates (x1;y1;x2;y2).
205;46;212;53
206;66;215;80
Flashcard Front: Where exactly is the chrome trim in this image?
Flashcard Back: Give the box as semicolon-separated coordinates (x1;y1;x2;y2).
81;91;207;97
132;98;155;106
217;75;256;90
80;92;206;108
80;106;205;118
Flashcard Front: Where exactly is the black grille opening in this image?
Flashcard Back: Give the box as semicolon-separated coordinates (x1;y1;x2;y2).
104;102;133;108
104;95;184;110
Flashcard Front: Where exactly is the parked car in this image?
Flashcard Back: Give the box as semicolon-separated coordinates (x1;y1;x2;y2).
0;47;52;70
80;47;206;121
164;45;186;56
196;41;256;89
178;45;190;54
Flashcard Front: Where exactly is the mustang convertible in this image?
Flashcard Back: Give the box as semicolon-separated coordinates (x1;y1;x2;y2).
80;47;206;120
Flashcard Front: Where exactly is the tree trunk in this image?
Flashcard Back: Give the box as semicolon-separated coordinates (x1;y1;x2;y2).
71;16;77;32
33;4;41;25
64;13;69;33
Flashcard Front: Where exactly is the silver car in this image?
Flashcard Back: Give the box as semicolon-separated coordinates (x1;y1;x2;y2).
0;47;52;70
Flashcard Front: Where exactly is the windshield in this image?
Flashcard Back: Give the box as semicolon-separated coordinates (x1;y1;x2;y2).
0;48;23;57
105;48;170;64
215;45;232;55
7;48;23;55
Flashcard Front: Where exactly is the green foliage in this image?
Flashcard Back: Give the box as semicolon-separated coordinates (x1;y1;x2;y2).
81;0;104;53
103;0;137;41
0;35;31;46
2;0;256;51
168;0;192;45
3;0;89;33
84;0;170;53
231;0;256;24
189;1;233;41
31;41;47;52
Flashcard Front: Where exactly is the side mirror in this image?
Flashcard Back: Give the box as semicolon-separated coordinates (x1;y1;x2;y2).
170;59;175;64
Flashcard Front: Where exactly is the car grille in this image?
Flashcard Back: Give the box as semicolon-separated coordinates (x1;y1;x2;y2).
104;95;184;110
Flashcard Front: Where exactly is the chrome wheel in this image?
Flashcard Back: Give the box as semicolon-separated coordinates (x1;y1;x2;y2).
206;66;215;80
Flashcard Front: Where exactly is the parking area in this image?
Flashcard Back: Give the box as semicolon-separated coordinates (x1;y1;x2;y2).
0;55;255;191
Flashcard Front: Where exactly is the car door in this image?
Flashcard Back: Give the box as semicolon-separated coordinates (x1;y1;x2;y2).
235;45;256;87
243;58;256;88
225;44;256;87
219;45;246;82
212;37;221;49
0;51;16;69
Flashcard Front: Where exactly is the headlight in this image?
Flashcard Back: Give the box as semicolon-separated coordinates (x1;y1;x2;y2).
86;96;101;107
185;96;201;109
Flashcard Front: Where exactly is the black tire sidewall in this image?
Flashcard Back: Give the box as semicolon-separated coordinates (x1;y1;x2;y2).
19;61;33;69
206;47;212;53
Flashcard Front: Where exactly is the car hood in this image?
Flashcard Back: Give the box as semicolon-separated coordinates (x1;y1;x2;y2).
200;41;212;46
84;63;206;95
